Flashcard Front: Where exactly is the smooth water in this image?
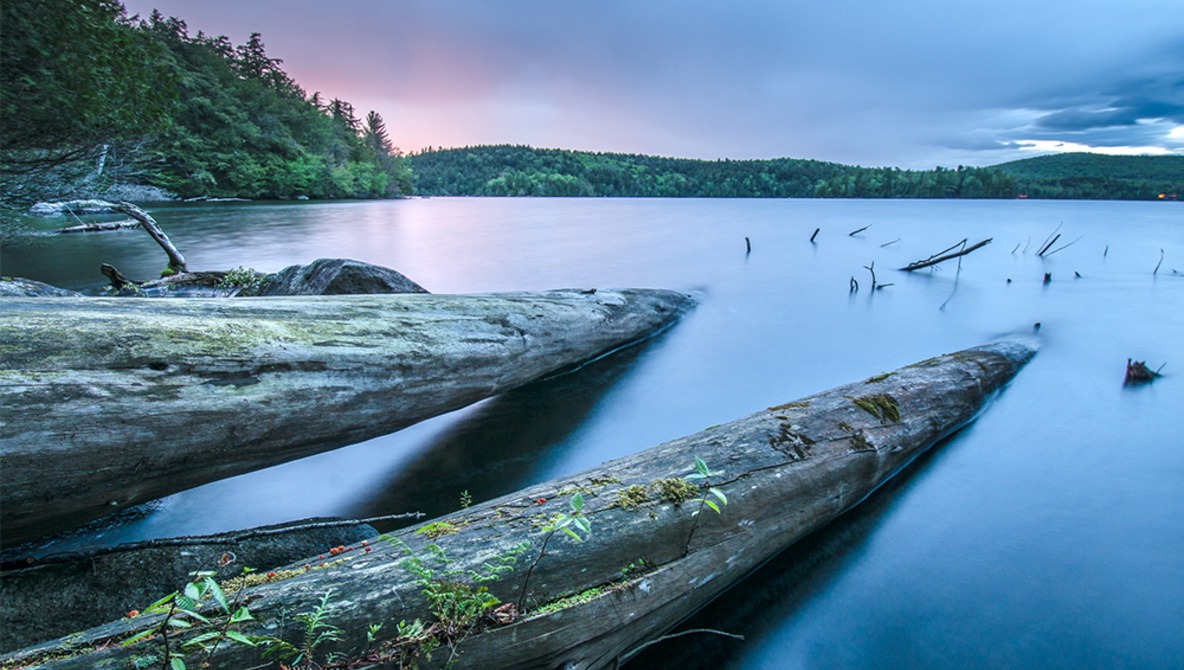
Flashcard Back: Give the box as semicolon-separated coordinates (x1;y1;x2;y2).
2;198;1182;668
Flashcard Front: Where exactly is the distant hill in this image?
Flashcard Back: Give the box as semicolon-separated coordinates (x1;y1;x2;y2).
410;145;1017;199
992;153;1183;200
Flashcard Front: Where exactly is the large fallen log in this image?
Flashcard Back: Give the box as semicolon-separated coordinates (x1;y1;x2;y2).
0;289;693;544
1;338;1037;669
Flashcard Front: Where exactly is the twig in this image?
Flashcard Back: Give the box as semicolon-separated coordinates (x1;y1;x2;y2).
810;227;820;243
921;239;968;263
1022;236;1031;254
1154;249;1164;275
618;628;745;666
1103;244;1109;258
1011;242;1021;254
848;224;871;236
900;238;992;271
1037;223;1062;256
1037;233;1061;256
864;262;876;288
745;237;751;254
849;276;859;292
1044;235;1084;257
880;237;901;248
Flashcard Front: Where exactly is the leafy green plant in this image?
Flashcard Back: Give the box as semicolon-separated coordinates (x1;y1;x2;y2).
216;266;268;295
686;456;728;516
121;570;256;670
261;589;343;669
516;492;592;612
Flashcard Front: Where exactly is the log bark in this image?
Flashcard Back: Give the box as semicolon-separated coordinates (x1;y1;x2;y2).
0;289;693;544
1;338;1037;670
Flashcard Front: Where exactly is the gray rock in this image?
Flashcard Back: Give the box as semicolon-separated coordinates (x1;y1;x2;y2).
259;258;429;296
27;199;119;217
0;277;82;297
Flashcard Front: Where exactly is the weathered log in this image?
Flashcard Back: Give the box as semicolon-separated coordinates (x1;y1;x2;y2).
1;338;1037;670
0;518;390;653
55;219;140;234
0;289;693;544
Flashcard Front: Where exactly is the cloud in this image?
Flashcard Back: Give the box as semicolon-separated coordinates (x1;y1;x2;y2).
121;0;1184;166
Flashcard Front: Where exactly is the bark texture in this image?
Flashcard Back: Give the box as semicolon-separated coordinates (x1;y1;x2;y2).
0;289;693;544
0;338;1037;670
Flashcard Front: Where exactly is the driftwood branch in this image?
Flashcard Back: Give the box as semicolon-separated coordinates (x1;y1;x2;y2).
848;224;871;236
56;219;140;234
111;202;187;273
900;238;992;271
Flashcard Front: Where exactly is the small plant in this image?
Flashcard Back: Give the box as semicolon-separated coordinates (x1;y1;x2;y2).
686;456;728;516
653;477;697;504
459;490;472;509
121;570;256;670
261;590;343;669
216;266;268;295
516;492;592;612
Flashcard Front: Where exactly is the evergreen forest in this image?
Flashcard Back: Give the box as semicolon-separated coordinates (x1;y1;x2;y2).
0;0;411;205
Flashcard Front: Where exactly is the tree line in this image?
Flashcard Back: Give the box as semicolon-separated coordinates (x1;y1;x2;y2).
1;0;411;205
410;145;1019;199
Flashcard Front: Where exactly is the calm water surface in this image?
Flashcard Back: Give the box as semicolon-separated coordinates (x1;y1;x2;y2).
3;198;1182;668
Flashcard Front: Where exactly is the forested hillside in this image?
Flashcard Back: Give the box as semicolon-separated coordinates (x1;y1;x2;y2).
0;1;410;205
994;153;1184;200
410;146;1018;199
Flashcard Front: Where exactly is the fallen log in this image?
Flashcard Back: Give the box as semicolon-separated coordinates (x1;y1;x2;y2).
55;219;140;234
2;337;1037;669
0;518;394;653
110;201;187;273
0;289;693;544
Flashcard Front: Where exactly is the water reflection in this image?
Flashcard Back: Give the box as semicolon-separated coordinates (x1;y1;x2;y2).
347;337;662;528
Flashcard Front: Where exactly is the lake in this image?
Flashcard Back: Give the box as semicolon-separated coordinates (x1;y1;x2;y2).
2;197;1182;668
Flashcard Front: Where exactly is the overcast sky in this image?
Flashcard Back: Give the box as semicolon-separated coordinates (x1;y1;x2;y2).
122;0;1184;168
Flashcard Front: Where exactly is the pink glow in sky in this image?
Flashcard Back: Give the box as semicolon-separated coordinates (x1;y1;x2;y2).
121;0;1184;168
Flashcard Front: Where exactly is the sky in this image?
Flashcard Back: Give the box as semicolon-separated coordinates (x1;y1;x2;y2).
121;0;1184;169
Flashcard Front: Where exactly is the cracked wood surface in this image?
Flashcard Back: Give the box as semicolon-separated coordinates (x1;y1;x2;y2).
2;337;1037;669
0;289;693;544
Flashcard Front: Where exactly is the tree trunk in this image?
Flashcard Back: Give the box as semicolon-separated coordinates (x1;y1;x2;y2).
1;338;1038;670
0;289;693;544
110;201;187;273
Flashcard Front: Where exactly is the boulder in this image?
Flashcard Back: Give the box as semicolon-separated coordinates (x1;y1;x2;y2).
258;258;429;296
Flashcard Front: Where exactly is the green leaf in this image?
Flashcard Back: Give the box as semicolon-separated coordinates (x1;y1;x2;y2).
121;628;156;646
230;607;254;623
703;499;721;514
182;632;222;649
574;516;592;535
694;456;710;477
710;488;728;506
183;582;201;601
570;492;585;512
561;527;584;542
225;631;257;646
178;608;210;624
171;657;187;670
145;592;177;613
167;618;192;629
205;578;229;613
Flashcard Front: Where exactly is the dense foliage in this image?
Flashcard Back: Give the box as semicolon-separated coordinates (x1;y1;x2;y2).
410;146;1019;199
0;0;176;172
0;1;410;204
994;153;1184;201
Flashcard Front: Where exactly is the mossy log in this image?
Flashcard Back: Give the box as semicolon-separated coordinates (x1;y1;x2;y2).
0;289;693;544
1;338;1037;670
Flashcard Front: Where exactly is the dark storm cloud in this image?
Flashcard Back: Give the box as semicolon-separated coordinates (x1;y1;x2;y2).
122;0;1184;166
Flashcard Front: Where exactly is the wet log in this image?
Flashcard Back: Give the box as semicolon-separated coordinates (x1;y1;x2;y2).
900;238;992;271
110;201;187;273
2;338;1037;669
0;289;693;544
